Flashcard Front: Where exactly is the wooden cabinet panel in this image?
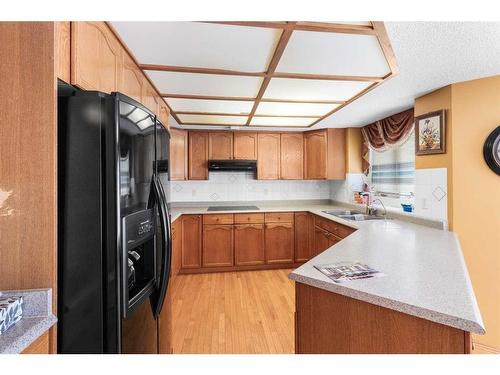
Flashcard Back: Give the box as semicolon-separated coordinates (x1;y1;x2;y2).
304;130;328;179
234;213;265;224
294;212;314;262
265;223;294;264
142;80;159;115
280;133;304;180
264;212;294;223
209;132;233;159
188;132;209;180
326;128;346;180
314;226;331;256
71;22;122;93
233;133;258;160
203;214;234;225
203;225;234;267
171;219;182;277
118;52;143;104
22;332;49;354
234;224;265;266
159;101;170;128
181;215;202;269
257;133;280;180
55;22;71;83
304;129;346;180
170;128;188;181
296;283;468;354
314;215;355;239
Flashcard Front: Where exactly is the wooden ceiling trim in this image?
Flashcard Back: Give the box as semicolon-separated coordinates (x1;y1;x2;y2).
162;93;344;105
176;111;321;119
140;64;266;77
371;22;400;76
246;22;296;126
294;21;376;35
260;98;344;104
142;63;383;82
272;72;383;82
162;93;255;101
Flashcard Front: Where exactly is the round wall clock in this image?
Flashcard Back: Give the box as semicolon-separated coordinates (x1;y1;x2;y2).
483;126;500;176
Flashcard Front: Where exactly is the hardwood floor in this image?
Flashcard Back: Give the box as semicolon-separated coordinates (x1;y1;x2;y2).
171;269;295;354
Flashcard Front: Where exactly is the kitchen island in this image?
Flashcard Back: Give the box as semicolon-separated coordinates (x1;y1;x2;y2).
289;210;485;354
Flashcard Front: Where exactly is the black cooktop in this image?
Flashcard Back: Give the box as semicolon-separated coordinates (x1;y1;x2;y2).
207;206;259;211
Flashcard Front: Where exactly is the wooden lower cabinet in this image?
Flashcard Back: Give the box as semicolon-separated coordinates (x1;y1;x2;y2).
181;215;202;269
171;219;182;276
294;212;313;262
313;226;331;256
21;332;50;354
203;225;234;267
265;222;294;264
295;283;470;354
234;224;265;266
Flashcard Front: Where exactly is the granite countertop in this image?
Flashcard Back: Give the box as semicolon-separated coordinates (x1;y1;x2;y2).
169;200;485;335
0;289;57;354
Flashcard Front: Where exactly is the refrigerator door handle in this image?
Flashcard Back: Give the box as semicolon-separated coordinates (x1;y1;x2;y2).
151;175;171;318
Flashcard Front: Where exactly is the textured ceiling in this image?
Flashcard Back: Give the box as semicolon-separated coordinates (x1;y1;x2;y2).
170;22;500;130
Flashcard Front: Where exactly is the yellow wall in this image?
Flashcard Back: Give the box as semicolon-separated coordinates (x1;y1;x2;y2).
450;75;500;352
414;86;454;228
415;75;500;352
345;127;363;173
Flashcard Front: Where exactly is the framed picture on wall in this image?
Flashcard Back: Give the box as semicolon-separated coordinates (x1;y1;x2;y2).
415;110;446;155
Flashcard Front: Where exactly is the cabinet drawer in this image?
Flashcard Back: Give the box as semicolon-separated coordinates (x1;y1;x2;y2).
234;213;264;224
264;212;294;223
314;215;355;238
203;214;234;225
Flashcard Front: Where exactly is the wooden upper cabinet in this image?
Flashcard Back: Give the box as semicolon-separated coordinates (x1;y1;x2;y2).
170;128;188;181
209;132;233;160
181;215;202;269
233;133;258;160
158;101;170;129
118;52;143;104
142;80;159;116
304;129;346;180
257;133;281;180
71;22;122;93
188;132;209;180
280;133;304;180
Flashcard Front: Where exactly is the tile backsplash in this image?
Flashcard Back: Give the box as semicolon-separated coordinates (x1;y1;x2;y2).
329;169;448;223
169;172;331;202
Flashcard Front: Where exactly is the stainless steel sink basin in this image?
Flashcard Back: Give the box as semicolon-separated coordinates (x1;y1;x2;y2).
322;209;387;221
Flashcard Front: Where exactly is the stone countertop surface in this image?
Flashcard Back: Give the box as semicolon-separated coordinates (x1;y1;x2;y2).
169;201;485;335
0;288;57;354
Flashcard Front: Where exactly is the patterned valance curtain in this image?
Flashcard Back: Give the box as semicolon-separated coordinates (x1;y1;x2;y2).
361;108;414;175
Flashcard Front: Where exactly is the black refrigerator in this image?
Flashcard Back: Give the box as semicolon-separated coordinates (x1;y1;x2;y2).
57;84;172;353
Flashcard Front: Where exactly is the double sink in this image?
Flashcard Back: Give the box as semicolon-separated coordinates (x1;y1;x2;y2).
322;209;387;221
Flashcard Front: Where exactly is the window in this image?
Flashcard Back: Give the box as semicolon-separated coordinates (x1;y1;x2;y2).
368;130;415;208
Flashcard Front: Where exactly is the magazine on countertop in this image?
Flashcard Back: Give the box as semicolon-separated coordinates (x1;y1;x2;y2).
314;261;385;283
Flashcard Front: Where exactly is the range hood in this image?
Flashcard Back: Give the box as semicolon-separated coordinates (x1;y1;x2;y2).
208;160;257;172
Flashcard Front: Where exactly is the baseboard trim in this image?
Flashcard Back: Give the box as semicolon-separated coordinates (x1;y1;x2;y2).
473;341;500;354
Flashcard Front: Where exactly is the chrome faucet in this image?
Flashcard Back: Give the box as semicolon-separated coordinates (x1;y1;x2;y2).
367;198;387;218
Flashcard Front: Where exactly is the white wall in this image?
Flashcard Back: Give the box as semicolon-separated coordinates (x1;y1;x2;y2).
169;171;331;203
